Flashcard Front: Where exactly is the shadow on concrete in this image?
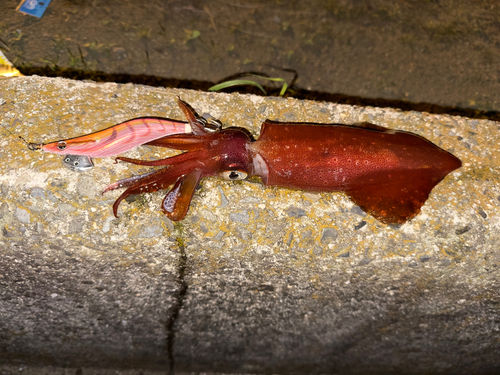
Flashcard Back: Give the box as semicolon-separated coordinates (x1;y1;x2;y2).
19;65;500;122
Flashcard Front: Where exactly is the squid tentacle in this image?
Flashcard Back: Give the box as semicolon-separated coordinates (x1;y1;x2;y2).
177;98;209;136
115;150;202;167
162;169;204;221
145;134;207;151
102;170;158;194
107;159;204;217
106;167;174;206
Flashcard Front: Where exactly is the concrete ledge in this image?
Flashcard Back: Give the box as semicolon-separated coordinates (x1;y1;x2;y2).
0;76;499;373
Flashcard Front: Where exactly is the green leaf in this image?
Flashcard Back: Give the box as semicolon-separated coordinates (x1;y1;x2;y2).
279;82;288;96
185;29;201;41
209;80;267;94
249;75;288;96
208;74;289;96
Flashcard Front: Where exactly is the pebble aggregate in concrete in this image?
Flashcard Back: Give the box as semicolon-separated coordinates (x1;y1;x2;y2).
0;77;499;373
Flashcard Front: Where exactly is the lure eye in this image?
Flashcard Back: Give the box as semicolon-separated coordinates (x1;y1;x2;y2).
221;170;248;181
57;141;67;150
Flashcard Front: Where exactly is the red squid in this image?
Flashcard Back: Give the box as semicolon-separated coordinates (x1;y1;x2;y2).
103;99;461;224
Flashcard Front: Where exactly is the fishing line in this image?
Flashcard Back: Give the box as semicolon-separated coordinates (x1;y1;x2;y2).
0;120;33;148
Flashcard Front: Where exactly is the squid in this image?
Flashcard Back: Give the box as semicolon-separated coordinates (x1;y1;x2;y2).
100;99;461;224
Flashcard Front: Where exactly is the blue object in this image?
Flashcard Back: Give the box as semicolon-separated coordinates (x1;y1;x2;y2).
17;0;52;18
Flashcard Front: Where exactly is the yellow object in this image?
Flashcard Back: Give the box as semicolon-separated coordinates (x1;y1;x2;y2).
0;50;23;77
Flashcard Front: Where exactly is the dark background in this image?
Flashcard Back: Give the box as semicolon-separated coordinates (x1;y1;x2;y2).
1;0;500;119
1;2;500;374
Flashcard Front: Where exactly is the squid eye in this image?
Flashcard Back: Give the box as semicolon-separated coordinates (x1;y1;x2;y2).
221;170;248;181
57;141;67;150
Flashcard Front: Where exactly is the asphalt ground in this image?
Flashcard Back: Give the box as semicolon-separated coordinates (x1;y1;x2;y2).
1;0;500;119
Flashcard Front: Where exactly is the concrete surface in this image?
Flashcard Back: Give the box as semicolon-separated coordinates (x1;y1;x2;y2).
0;76;499;374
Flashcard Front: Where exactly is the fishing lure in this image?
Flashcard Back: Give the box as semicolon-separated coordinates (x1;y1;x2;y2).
27;101;221;158
103;99;462;224
62;154;94;172
0;120;94;171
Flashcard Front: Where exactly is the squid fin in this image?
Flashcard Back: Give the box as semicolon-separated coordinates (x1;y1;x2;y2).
346;172;447;224
162;169;203;221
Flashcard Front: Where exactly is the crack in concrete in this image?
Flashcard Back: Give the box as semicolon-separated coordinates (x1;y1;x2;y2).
165;226;189;375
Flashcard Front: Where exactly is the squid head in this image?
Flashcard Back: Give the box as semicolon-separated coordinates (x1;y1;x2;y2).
104;99;254;221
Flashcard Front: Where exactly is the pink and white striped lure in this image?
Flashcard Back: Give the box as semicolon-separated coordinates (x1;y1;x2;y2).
29;117;192;158
27;99;221;158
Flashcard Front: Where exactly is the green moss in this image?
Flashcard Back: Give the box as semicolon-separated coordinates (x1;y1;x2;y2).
174;221;185;248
